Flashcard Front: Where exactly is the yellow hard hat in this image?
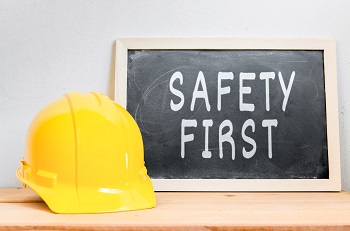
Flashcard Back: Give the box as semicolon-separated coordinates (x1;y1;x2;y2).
16;92;156;213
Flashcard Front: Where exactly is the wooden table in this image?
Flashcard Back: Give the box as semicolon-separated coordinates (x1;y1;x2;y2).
1;188;350;230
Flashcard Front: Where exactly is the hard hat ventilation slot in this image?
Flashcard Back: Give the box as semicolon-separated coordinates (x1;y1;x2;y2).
36;170;57;188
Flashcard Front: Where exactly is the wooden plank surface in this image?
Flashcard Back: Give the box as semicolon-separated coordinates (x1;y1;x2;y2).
0;188;350;230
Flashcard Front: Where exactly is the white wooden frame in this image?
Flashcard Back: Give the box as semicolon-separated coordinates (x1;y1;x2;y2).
115;38;341;191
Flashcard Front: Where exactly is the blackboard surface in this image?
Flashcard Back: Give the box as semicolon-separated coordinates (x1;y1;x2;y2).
127;50;328;180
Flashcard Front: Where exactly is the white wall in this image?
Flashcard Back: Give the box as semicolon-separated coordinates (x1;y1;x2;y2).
1;0;349;190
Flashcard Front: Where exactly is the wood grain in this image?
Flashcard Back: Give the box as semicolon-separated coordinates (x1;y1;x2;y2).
0;188;42;203
1;188;350;230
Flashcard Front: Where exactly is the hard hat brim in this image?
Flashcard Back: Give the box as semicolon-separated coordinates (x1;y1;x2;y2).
16;167;156;214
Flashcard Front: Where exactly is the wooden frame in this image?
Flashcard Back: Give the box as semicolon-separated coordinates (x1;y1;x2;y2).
115;38;340;191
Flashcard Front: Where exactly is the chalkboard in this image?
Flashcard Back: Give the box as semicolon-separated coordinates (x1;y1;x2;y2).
115;38;340;191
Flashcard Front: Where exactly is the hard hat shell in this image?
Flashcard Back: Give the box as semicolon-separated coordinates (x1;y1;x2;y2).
16;92;156;213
